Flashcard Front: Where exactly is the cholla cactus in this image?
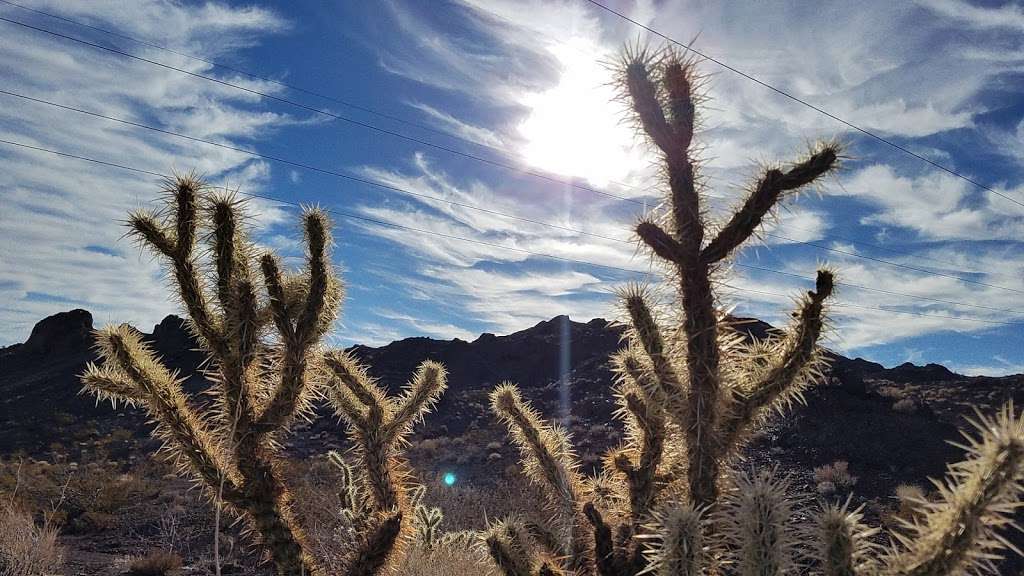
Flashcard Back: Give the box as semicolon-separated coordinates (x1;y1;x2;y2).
641;404;1024;576
322;351;447;574
81;175;341;575
415;504;444;549
485;44;1024;576
80;175;448;576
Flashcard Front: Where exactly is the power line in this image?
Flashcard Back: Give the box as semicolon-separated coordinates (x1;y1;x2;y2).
2;10;1009;288
0;0;654;198
0;90;630;245
0;14;650;207
9;87;1024;306
0;137;1017;328
583;0;1024;211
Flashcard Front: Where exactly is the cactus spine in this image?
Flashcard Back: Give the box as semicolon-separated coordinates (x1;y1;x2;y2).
83;176;339;575
485;44;1024;576
323;351;448;573
81;175;447;576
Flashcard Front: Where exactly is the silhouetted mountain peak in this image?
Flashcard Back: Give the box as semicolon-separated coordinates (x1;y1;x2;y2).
22;308;93;356
150;315;193;355
890;362;961;382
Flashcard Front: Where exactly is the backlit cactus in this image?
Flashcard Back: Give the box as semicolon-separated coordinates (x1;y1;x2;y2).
80;175;447;576
484;44;1024;576
323;350;448;573
82;175;340;575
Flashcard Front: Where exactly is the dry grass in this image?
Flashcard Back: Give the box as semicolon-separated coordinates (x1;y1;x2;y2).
813;460;858;495
0;503;63;576
126;550;183;576
389;540;498;576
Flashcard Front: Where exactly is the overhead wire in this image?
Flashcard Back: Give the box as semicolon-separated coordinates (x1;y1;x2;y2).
5;87;1024;311
1;10;1014;287
0;14;652;207
0;0;660;198
583;0;1024;211
0;137;1018;327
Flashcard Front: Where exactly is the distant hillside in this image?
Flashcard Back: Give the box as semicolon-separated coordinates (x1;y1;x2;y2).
2;308;1023;502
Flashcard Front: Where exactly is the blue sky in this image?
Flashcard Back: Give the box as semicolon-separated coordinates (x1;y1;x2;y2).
2;0;1024;375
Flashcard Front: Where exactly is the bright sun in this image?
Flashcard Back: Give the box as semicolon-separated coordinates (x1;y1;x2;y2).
518;38;647;189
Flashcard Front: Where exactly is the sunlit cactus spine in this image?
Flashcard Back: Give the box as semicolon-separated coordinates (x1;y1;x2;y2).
322;350;447;574
81;175;342;575
490;383;592;573
641;404;1024;576
484;42;1024;576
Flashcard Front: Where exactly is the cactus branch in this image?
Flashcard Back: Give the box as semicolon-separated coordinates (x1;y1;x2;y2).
701;145;839;264
384;360;447;443
87;325;238;496
815;497;878;576
882;402;1024;576
719;270;834;450
80;362;143;406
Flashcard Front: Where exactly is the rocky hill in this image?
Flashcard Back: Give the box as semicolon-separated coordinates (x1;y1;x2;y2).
2;308;1022;500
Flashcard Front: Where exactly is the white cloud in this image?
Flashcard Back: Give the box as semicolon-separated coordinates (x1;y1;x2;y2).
0;1;293;344
408;102;506;148
917;0;1024;31
840;164;1024;240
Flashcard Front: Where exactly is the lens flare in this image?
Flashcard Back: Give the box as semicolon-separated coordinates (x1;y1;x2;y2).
443;472;456;486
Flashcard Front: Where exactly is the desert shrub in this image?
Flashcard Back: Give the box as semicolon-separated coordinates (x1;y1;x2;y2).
64;462;159;533
389;539;498;576
814;460;859;495
0;503;63;576
127;550;182;576
892;398;919;414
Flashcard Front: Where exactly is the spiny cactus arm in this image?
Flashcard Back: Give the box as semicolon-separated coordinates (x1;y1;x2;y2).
127;177;226;357
260;253;294;339
328;451;363;512
81;362;145;406
622;289;686;403
91;325;239;495
882;402;1024;576
722;469;796;576
362;403;401;511
637;220;686;265
383;360;447;442
701;145;839;264
323;350;390;416
256;210;341;432
207;199;260;433
210;195;251;309
619;390;667;520
485;520;539;576
623;49;682;159
815;498;878;576
491;383;582;513
641;503;707;576
295;209;337;344
719;270;834;450
583;502;619;576
345;510;403;576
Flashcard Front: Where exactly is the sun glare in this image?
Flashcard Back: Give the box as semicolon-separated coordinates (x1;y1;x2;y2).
518;38;647;188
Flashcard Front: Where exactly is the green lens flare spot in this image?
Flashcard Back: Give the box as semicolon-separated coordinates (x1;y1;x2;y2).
443;472;456;486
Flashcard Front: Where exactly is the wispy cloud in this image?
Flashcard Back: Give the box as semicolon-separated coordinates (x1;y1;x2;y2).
0;1;294;343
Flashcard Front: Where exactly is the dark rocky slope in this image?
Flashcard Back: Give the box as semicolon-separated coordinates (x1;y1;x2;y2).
2;308;1022;502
